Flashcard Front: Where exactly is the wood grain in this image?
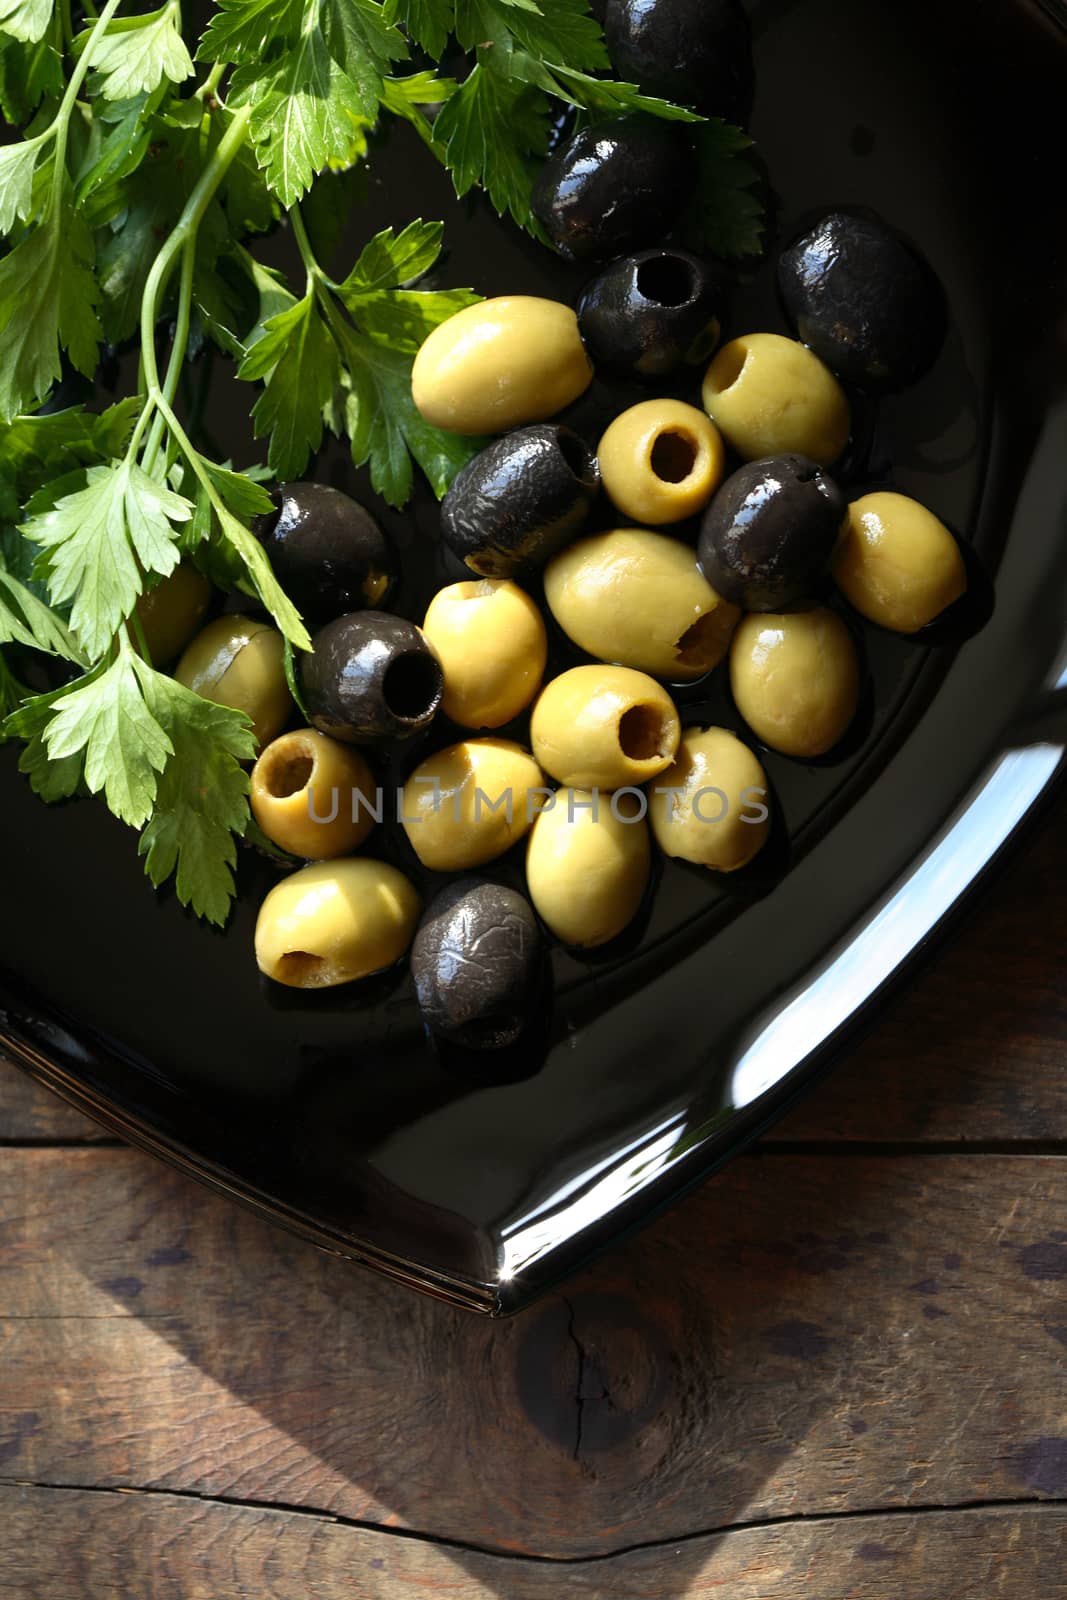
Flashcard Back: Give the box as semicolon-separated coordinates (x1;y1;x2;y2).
2;1490;1065;1600
2;1145;1065;1559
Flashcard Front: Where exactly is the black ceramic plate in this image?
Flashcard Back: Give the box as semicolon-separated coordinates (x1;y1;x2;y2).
2;0;1066;1314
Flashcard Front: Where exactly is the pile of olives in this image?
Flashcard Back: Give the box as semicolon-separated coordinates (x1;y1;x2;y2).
144;13;974;1062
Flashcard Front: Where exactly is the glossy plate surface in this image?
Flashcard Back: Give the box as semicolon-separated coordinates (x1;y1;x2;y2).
2;0;1065;1313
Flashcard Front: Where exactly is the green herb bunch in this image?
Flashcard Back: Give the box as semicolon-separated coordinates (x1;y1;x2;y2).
0;0;763;927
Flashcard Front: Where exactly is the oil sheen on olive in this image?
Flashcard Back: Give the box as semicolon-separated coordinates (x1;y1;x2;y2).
576;250;723;381
412;879;543;1050
778;211;947;393
257;482;395;624
440;425;599;577
698;454;847;611
531;116;697;263
301;611;443;744
604;0;754;123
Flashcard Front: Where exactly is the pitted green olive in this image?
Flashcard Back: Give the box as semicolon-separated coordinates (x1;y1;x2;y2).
401;738;547;871
421;580;547;729
175;615;293;749
597;399;725;525
544;528;740;682
255;858;420;988
526;789;650;948
729;607;860;757
833;491;967;633
411;297;594;434
703;334;851;465
250;728;377;860
650;726;770;871
531;665;680;790
133;562;212;665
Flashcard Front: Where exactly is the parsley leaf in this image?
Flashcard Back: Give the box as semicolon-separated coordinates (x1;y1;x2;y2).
0;195;102;422
135;663;256;927
0;135;45;234
86;4;194;102
681;121;766;260
432;63;549;227
0;0;52;45
238;287;340;479
25;459;192;658
3;680;88;799
0;565;86;661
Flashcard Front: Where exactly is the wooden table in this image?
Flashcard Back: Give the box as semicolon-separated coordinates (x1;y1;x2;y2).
1;806;1065;1598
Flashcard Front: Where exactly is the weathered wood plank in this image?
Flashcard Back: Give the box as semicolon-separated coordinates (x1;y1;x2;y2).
2;1147;1065;1558
1;1490;1064;1599
770;808;1067;1144
0;1060;103;1143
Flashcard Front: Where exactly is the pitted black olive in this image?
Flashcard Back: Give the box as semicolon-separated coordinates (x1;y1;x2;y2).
301;611;443;744
604;0;754;124
577;249;723;381
412;879;543;1050
778;211;947;393
698;455;847;611
531;116;696;263
256;482;396;625
440;424;599;577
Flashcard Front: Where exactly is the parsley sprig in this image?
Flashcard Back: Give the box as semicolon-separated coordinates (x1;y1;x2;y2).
0;0;764;927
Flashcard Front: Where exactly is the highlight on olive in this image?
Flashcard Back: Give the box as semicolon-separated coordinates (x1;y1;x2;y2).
604;0;754;123
544;527;741;683
531;115;697;263
597;399;725;525
531;664;680;791
730;607;861;758
650;725;771;872
703;333;851;466
255;858;421;989
526;787;651;948
412;879;543;1050
250;728;377;860
698;454;847;611
422;579;547;730
300;611;443;745
440;424;599;578
833;491;967;632
576;249;723;381
256;482;396;625
411;296;594;434
175;615;293;749
400;738;546;871
778;210;947;393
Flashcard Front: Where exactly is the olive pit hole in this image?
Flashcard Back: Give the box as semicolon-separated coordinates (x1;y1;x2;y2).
383;652;442;721
706;342;749;393
651;430;698;483
675;612;724;672
263;750;315;798
618;703;672;762
276;951;330;986
556;428;592;481
636;255;697;307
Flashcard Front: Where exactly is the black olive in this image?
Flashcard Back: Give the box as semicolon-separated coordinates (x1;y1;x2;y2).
698;455;847;611
301;611;443;743
440;424;599;578
256;482;396;625
412;879;543;1050
531;116;697;263
577;249;723;381
777;211;947;394
604;0;754;124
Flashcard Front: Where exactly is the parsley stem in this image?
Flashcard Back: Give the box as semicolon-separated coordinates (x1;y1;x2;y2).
49;0;125;212
142;236;196;476
289;205;325;288
196;61;226;101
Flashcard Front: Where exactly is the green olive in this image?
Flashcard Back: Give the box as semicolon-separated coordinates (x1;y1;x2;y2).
650;726;770;871
526;788;650;948
133;562;212;665
833;491;967;633
531;665;680;790
729;607;860;758
250;728;377;860
175;615;293;749
544;527;740;682
703;333;851;465
421;579;547;729
597;399;725;525
254;858;420;988
400;738;547;871
411;296;594;434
